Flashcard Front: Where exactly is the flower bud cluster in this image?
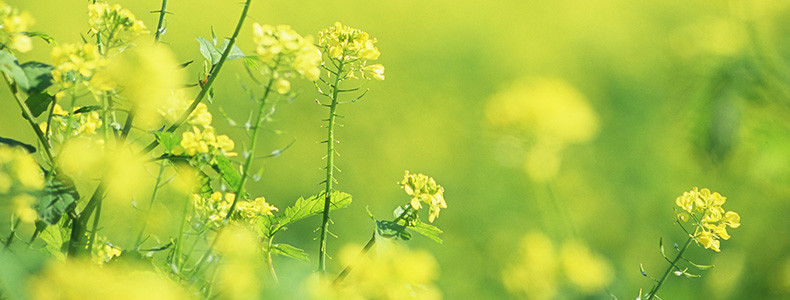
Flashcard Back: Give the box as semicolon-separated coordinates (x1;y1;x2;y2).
88;2;147;48
50;43;106;89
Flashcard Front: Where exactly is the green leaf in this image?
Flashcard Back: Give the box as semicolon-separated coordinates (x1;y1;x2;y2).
36;172;79;225
0;50;29;90
20;61;54;94
25;31;56;44
408;220;443;243
154;131;181;152
271;243;309;262
0;136;36;153
212;155;242;193
24;92;53;118
39;224;67;260
273;192;352;232
376;220;411;240
72;105;102;114
218;40;246;61
196;37;221;65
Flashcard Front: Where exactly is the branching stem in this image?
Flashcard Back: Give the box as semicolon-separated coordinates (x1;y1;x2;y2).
646;236;695;300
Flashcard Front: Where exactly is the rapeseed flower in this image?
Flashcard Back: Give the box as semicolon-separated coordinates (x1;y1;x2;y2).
317;22;385;81
251;23;322;86
400;171;447;222
0;1;34;52
675;187;740;252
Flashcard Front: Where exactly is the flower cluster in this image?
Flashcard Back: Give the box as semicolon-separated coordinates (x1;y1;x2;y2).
91;236;122;264
191;192;234;228
88;2;147;49
317;22;385;80
675;187;741;252
400;171;447;222
252;23;322;93
50;43;106;89
0;145;44;223
235;196;278;219
171;103;235;162
39;104;103;141
0;1;34;52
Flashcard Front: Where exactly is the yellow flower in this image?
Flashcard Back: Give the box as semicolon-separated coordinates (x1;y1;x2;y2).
400;171;447;222
188;103;213;127
10;34;31;52
276;78;291;94
363;64;385;80
251;23;321;83
676;188;739;252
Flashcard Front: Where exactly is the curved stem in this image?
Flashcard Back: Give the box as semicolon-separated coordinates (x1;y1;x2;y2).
225;77;274;219
141;0;253;155
646;236;695;300
3;74;54;164
318;61;345;274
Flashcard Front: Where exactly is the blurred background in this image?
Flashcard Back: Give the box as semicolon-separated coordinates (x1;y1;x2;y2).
3;0;790;298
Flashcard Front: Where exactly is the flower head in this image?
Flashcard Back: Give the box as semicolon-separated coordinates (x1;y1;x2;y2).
317;22;385;81
88;2;147;48
251;23;321;83
0;2;34;52
400;171;447;222
674;187;740;252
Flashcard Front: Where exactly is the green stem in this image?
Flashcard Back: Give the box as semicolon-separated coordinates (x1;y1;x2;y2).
153;0;169;43
225;77;275;219
141;0;254;155
86;198;102;255
333;232;375;285
3;74;54;164
646;236;695;300
3;218;21;249
67;183;106;258
134;159;167;250
318;61;345;274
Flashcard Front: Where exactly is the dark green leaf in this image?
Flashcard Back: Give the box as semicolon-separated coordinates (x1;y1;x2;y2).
376;220;411;240
0;136;36;153
72;105;102;114
408;220;443;243
36;172;80;225
154;131;181;152
24;92;53;117
271;243;309;262
20;61;54;94
0;50;29;90
196;37;221;65
273;192;352;233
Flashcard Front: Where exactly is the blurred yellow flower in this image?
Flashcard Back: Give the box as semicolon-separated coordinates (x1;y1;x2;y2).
0;3;34;52
252;23;321;82
560;239;614;294
502;231;558;300
88;2;148;48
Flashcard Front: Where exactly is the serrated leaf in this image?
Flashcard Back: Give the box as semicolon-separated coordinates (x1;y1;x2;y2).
24;92;53;118
0;136;36;153
20;61;54;94
218;40;246;61
154;131;181;152
212;155;241;193
196;37;221;65
39;224;66;259
408;220;443;243
271;243;309;262
273;192;352;233
0;50;29;90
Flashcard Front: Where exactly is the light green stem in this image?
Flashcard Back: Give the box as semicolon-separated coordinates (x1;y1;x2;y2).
646;236;695;300
3;74;54;163
154;0;169;43
318;61;345;274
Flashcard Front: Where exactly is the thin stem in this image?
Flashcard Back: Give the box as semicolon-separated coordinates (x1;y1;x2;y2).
67;183;106;258
3;218;21;249
134;159;168;250
86;198;102;255
266;236;279;283
3;74;55;164
153;0;169;43
333;232;375;285
225;77;275;219
646;236;695;300
318;60;345;274
141;0;254;155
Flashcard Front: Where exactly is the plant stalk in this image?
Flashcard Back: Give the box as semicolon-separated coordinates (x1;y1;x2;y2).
646;236;695;300
318;61;345;274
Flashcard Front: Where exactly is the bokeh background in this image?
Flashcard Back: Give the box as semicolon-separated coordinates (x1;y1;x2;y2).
3;0;790;298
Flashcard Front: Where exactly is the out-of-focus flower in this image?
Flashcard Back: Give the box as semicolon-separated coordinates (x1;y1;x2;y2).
88;2;148;49
252;23;322;83
0;2;34;52
50;43;106;89
0;145;44;224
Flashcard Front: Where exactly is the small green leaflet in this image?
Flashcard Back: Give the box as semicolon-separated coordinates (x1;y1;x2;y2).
196;37;246;65
272;192;352;233
0;50;29;90
212;155;242;193
154;131;181;152
409;220;444;244
271;243;309;262
376;220;411;241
